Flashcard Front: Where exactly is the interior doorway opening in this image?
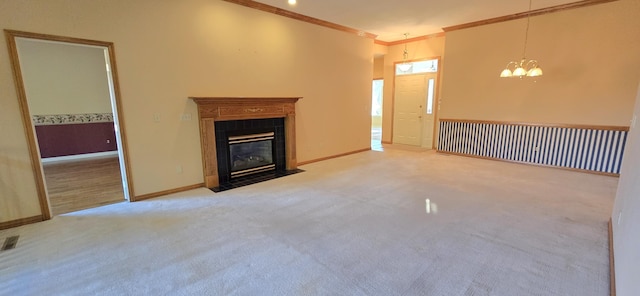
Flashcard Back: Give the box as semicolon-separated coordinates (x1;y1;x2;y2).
6;30;132;218
372;79;384;151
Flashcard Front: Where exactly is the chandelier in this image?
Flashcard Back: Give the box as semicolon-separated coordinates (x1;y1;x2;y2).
500;0;543;78
398;33;412;72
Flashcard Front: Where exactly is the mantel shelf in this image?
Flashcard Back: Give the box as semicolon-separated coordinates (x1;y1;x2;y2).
190;97;301;105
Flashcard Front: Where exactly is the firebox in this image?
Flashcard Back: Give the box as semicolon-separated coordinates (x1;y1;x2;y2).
228;132;275;178
214;118;287;188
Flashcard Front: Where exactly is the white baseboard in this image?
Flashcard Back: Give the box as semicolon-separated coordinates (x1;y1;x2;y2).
41;151;119;164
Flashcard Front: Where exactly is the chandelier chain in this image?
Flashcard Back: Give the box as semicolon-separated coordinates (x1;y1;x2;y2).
522;0;532;59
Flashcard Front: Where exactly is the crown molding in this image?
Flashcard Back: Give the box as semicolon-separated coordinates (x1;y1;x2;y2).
375;32;446;46
443;0;619;32
223;0;377;39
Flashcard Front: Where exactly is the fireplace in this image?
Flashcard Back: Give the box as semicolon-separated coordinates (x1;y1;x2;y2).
214;118;286;186
190;97;301;190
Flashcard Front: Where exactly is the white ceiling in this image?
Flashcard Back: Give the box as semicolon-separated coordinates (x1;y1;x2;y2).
253;0;582;42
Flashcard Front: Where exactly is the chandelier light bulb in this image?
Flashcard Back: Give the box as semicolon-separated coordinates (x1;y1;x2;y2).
512;67;527;77
527;67;543;77
500;69;513;78
398;63;412;72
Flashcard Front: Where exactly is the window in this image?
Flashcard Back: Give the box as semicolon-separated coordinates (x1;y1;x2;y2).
396;59;438;76
426;79;434;114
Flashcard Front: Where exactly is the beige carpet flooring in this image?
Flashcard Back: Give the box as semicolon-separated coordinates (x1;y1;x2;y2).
0;148;617;295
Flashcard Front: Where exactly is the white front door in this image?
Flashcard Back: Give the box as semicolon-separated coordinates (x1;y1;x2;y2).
393;75;426;146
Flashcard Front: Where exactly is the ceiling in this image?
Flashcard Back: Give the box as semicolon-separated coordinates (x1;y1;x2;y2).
253;0;583;42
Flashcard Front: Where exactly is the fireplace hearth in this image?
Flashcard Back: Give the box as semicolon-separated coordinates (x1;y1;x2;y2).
190;97;302;191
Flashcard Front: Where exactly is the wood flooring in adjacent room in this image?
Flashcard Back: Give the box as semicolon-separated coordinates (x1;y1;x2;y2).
42;156;125;216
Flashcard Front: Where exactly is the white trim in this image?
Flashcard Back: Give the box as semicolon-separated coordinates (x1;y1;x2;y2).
41;151;118;164
103;48;130;202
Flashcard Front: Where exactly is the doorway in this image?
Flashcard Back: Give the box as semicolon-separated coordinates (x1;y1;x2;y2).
392;58;439;148
5;30;132;218
371;79;383;151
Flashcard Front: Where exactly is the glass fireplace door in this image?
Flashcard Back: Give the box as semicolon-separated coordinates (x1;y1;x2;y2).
228;132;275;178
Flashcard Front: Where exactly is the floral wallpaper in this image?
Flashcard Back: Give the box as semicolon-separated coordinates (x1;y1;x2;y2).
32;113;114;126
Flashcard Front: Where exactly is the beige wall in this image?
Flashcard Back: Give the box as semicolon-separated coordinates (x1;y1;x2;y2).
440;0;640;126
0;0;373;223
380;36;446;143
17;39;112;115
373;56;384;78
612;82;640;296
373;43;388;57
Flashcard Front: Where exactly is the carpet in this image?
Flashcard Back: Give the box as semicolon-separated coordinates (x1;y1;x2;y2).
0;148;616;295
